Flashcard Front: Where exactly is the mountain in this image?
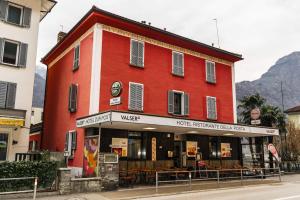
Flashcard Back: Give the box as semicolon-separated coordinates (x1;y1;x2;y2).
236;52;300;110
32;65;46;108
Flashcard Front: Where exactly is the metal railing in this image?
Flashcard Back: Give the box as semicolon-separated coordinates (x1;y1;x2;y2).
155;168;281;192
0;177;38;200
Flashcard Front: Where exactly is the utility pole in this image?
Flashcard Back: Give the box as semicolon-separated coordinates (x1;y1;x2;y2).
213;18;220;48
280;81;284;111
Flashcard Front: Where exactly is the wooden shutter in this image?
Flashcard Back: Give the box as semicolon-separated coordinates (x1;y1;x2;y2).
22;7;32;28
0;38;3;63
207;97;217;120
129;83;143;111
71;131;77;150
130;40;138;66
0;81;8;108
206;61;216;83
168;90;174;114
64;132;69;151
18;43;28;67
68;84;77;112
6;83;16;109
137;42;144;67
0;1;8;21
73;45;80;70
184;93;189;115
173;52;184;76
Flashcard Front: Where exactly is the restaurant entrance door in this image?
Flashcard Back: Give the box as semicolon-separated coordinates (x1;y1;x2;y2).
174;141;183;168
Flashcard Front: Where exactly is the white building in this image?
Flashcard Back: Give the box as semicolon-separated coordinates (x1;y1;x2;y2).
0;0;56;161
31;107;43;125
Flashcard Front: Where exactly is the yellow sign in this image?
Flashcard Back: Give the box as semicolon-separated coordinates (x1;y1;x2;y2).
0;118;24;127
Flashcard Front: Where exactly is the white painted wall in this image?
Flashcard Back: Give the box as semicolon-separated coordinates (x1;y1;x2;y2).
0;0;43;161
31;107;43;125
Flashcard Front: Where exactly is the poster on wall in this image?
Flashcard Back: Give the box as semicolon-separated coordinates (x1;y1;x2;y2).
152;137;157;161
83;136;98;177
186;141;197;157
221;143;232;158
112;138;128;157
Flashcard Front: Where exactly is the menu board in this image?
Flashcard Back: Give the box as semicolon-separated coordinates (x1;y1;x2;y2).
112;138;128;157
186;141;197;157
221;143;232;158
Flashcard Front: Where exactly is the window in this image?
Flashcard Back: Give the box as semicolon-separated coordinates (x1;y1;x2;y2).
7;4;22;25
206;61;216;83
68;84;78;113
0;133;8;161
0;1;32;27
130;39;144;67
73;44;80;70
172;51;184;76
0;81;17;109
0;38;28;67
209;137;220;159
128;138;142;160
207;96;217;120
128;82;144;111
168;90;189;115
65;131;77;157
29;140;38;152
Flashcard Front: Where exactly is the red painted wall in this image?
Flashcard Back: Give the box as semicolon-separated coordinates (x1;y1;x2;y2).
42;32;94;167
100;31;234;123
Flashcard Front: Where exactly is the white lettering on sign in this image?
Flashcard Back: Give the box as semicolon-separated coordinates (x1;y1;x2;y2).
76;113;110;127
110;97;121;106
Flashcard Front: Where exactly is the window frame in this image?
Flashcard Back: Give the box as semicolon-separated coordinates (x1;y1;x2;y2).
2;39;20;66
172;90;185;115
130;39;145;68
172;51;184;77
206;96;217;120
128;82;144;112
205;60;216;83
65;130;77;158
5;3;23;26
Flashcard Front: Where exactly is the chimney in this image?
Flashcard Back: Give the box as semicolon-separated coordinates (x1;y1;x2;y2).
57;31;67;43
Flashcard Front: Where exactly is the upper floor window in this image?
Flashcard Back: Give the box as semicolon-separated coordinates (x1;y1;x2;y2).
172;51;184;76
168;90;189;116
73;44;80;71
0;38;28;67
206;60;216;83
65;131;77;158
128;82;144;111
68;84;78;113
207;96;217;120
0;81;17;109
0;1;31;28
130;39;144;67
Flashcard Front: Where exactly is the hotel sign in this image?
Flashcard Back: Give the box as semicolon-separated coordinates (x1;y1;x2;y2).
76;111;279;136
0;118;24;127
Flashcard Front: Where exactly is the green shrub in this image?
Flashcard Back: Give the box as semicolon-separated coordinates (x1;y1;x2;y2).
0;161;58;192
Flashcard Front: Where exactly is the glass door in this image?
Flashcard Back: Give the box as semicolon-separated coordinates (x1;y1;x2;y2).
0;133;8;161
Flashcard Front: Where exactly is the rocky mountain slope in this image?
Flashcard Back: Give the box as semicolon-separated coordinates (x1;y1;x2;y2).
32;65;46;108
236;52;300;110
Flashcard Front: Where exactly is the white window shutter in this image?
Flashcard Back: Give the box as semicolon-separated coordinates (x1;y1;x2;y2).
137;42;144;67
18;43;28;68
71;131;77;150
22;7;32;28
0;81;8;108
0;38;3;63
6;83;16;109
73;45;80;70
130;40;138;66
0;1;8;21
184;93;189;115
172;52;184;76
206;61;216;83
207;97;217;120
168;90;174;114
129;83;143;111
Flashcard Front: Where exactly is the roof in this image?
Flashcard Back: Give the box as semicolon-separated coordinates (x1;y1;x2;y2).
40;0;57;21
285;105;300;114
42;6;243;65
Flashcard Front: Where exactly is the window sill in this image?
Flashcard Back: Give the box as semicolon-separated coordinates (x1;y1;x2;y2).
206;80;216;84
172;73;184;78
0;62;23;69
170;113;188;117
129;63;144;68
128;109;144;112
0;19;28;28
72;66;79;72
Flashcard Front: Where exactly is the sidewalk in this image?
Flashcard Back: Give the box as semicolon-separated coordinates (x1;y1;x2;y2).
5;178;279;200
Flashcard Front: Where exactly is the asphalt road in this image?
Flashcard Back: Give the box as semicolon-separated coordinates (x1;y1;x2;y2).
137;174;300;200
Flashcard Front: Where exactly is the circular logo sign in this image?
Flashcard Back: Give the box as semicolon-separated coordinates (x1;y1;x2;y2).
250;108;261;120
111;81;122;97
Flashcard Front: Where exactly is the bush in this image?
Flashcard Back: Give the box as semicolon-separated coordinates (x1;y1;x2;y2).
0;161;58;192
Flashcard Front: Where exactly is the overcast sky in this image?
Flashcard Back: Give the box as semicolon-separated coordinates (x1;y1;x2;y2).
37;0;300;82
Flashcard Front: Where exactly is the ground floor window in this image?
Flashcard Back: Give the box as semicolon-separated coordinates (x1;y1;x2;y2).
0;133;8;161
128;138;142;160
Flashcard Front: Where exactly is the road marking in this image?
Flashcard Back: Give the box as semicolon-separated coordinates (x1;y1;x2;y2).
273;195;300;200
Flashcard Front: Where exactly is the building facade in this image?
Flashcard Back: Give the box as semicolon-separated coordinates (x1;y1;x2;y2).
41;7;278;176
285;105;300;129
0;0;55;161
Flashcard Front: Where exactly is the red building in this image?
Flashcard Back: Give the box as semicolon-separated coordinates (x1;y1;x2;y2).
41;7;278;177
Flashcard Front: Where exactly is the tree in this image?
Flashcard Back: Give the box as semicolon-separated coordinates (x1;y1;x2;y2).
283;122;300;161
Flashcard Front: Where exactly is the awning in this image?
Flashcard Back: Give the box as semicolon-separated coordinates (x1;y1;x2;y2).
76;111;279;137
